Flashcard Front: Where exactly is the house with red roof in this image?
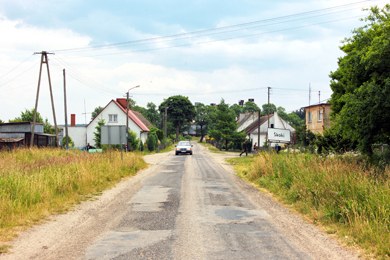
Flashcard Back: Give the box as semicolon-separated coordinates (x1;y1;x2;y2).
60;98;151;148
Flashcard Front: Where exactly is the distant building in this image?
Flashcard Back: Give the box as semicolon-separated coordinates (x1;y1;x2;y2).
0;122;56;149
59;98;152;148
237;112;295;147
303;103;331;134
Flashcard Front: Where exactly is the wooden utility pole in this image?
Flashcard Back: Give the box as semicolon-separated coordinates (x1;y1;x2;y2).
63;69;69;149
257;109;261;147
265;86;271;146
31;51;58;147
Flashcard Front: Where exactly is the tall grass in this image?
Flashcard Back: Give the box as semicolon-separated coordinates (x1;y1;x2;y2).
228;153;389;258
0;148;146;246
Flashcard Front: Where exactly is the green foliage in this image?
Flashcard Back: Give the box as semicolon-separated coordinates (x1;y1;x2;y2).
127;130;139;151
91;106;104;121
261;103;277;116
159;95;195;141
61;136;74;148
329;5;390;156
146;132;158;151
208;99;241;150
243;101;260;113
194;102;210;142
145;102;160;127
230;103;243;118
93;119;105;148
10;108;43;123
43;119;55;134
0;119;4;124
9;108;55;134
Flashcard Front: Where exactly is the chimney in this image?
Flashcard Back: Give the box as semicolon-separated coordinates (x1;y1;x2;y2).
71;114;76;126
116;98;127;110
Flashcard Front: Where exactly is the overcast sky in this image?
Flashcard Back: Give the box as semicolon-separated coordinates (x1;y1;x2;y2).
0;0;387;124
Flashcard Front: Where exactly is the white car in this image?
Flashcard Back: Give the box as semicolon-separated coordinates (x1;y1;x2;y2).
175;141;193;155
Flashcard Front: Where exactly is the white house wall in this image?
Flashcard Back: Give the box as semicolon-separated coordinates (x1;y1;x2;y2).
67;127;87;148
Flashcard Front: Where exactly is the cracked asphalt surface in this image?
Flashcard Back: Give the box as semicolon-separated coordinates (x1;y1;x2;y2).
1;143;359;259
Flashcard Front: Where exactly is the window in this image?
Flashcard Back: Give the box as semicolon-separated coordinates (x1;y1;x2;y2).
108;114;118;123
308;112;312;123
318;109;323;122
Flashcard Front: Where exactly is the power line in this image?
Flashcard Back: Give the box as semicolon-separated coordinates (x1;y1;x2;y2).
51;0;375;55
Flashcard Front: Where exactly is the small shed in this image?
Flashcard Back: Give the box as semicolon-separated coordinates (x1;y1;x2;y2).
0;122;56;149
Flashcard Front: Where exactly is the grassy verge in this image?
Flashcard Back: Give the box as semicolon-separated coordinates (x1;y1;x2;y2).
198;142;224;153
227;152;389;258
0;148;146;251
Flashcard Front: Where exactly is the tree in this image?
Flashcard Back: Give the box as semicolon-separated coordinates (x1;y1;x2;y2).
243;101;260;113
159;95;195;141
194;102;209;142
10;108;55;134
0;119;4;124
145;102;160;127
329;5;390;155
94;119;105;148
10;108;43;123
61;136;74;148
208;100;242;150
230;103;243;118
91;106;104;121
261;103;277;116
146;132;158;151
127;130;139;151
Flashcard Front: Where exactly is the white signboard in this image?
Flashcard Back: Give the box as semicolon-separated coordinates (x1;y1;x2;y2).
101;125;127;145
267;128;291;143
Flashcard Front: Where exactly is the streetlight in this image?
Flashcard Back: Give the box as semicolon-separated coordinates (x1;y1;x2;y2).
126;85;140;151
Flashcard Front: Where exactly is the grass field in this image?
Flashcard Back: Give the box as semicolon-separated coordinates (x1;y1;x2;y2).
0;148;146;251
228;152;389;259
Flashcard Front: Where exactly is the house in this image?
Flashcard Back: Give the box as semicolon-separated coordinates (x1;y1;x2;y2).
237;112;295;147
303;103;331;134
60;98;151;148
0;122;56;149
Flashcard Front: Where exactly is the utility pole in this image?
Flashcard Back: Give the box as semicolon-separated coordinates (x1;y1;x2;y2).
257;109;261;148
63;69;69;150
126;85;140;151
31;51;58;147
266;86;271;147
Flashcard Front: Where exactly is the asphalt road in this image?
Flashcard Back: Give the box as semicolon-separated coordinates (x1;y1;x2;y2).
1;143;359;260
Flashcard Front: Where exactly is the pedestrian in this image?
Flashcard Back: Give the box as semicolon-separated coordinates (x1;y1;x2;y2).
240;139;250;157
253;142;258;152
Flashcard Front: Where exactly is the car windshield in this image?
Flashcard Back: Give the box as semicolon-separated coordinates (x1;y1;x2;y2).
178;141;190;146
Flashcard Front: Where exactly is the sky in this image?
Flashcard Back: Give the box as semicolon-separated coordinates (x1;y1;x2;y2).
0;0;387;124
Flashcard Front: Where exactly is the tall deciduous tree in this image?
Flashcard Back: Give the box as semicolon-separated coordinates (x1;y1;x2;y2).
194;102;209;142
329;5;390;155
159;95;195;141
208;100;242;150
146;102;160;127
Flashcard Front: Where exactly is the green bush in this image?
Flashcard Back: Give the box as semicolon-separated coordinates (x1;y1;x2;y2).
61;136;74;148
146;132;158;151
